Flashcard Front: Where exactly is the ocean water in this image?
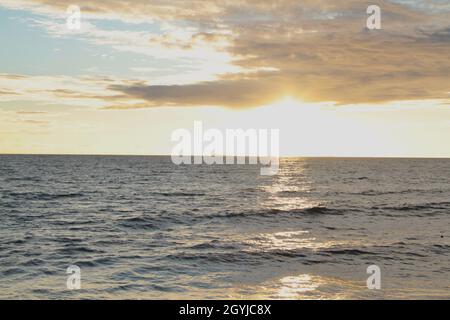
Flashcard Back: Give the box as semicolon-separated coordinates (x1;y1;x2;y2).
0;155;449;299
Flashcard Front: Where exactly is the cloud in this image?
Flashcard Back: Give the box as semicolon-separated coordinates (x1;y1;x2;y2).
0;74;121;107
0;90;18;95
105;77;284;108
19;119;49;125
2;0;450;107
16;111;48;114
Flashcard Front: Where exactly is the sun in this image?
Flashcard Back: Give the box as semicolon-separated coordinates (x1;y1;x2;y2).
270;96;307;110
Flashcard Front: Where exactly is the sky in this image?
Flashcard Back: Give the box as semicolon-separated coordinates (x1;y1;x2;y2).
0;0;449;157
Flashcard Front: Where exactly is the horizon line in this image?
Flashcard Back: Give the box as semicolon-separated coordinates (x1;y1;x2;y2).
1;153;449;160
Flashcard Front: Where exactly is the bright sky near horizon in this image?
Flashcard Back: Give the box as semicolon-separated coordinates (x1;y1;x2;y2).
0;0;449;157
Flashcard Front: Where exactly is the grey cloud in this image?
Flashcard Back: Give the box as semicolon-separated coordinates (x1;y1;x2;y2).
107;78;285;108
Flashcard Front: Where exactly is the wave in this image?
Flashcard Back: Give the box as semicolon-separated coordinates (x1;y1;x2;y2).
155;192;206;197
373;201;450;211
117;216;160;230
321;249;376;255
4;176;42;183
203;206;344;220
166;245;376;265
6;191;85;200
357;189;447;196
57;246;105;255
1;268;26;276
187;240;241;251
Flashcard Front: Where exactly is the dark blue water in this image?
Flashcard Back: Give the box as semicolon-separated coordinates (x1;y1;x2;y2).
0;155;449;299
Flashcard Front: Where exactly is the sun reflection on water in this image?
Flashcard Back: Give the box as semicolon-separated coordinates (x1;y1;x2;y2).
258;158;322;211
245;230;356;252
223;273;363;300
276;274;319;298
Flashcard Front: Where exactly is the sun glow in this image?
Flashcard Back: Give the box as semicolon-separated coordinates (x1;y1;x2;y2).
2;95;448;157
209;97;388;157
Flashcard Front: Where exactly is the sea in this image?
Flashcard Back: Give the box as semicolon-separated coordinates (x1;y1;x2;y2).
0;155;449;299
